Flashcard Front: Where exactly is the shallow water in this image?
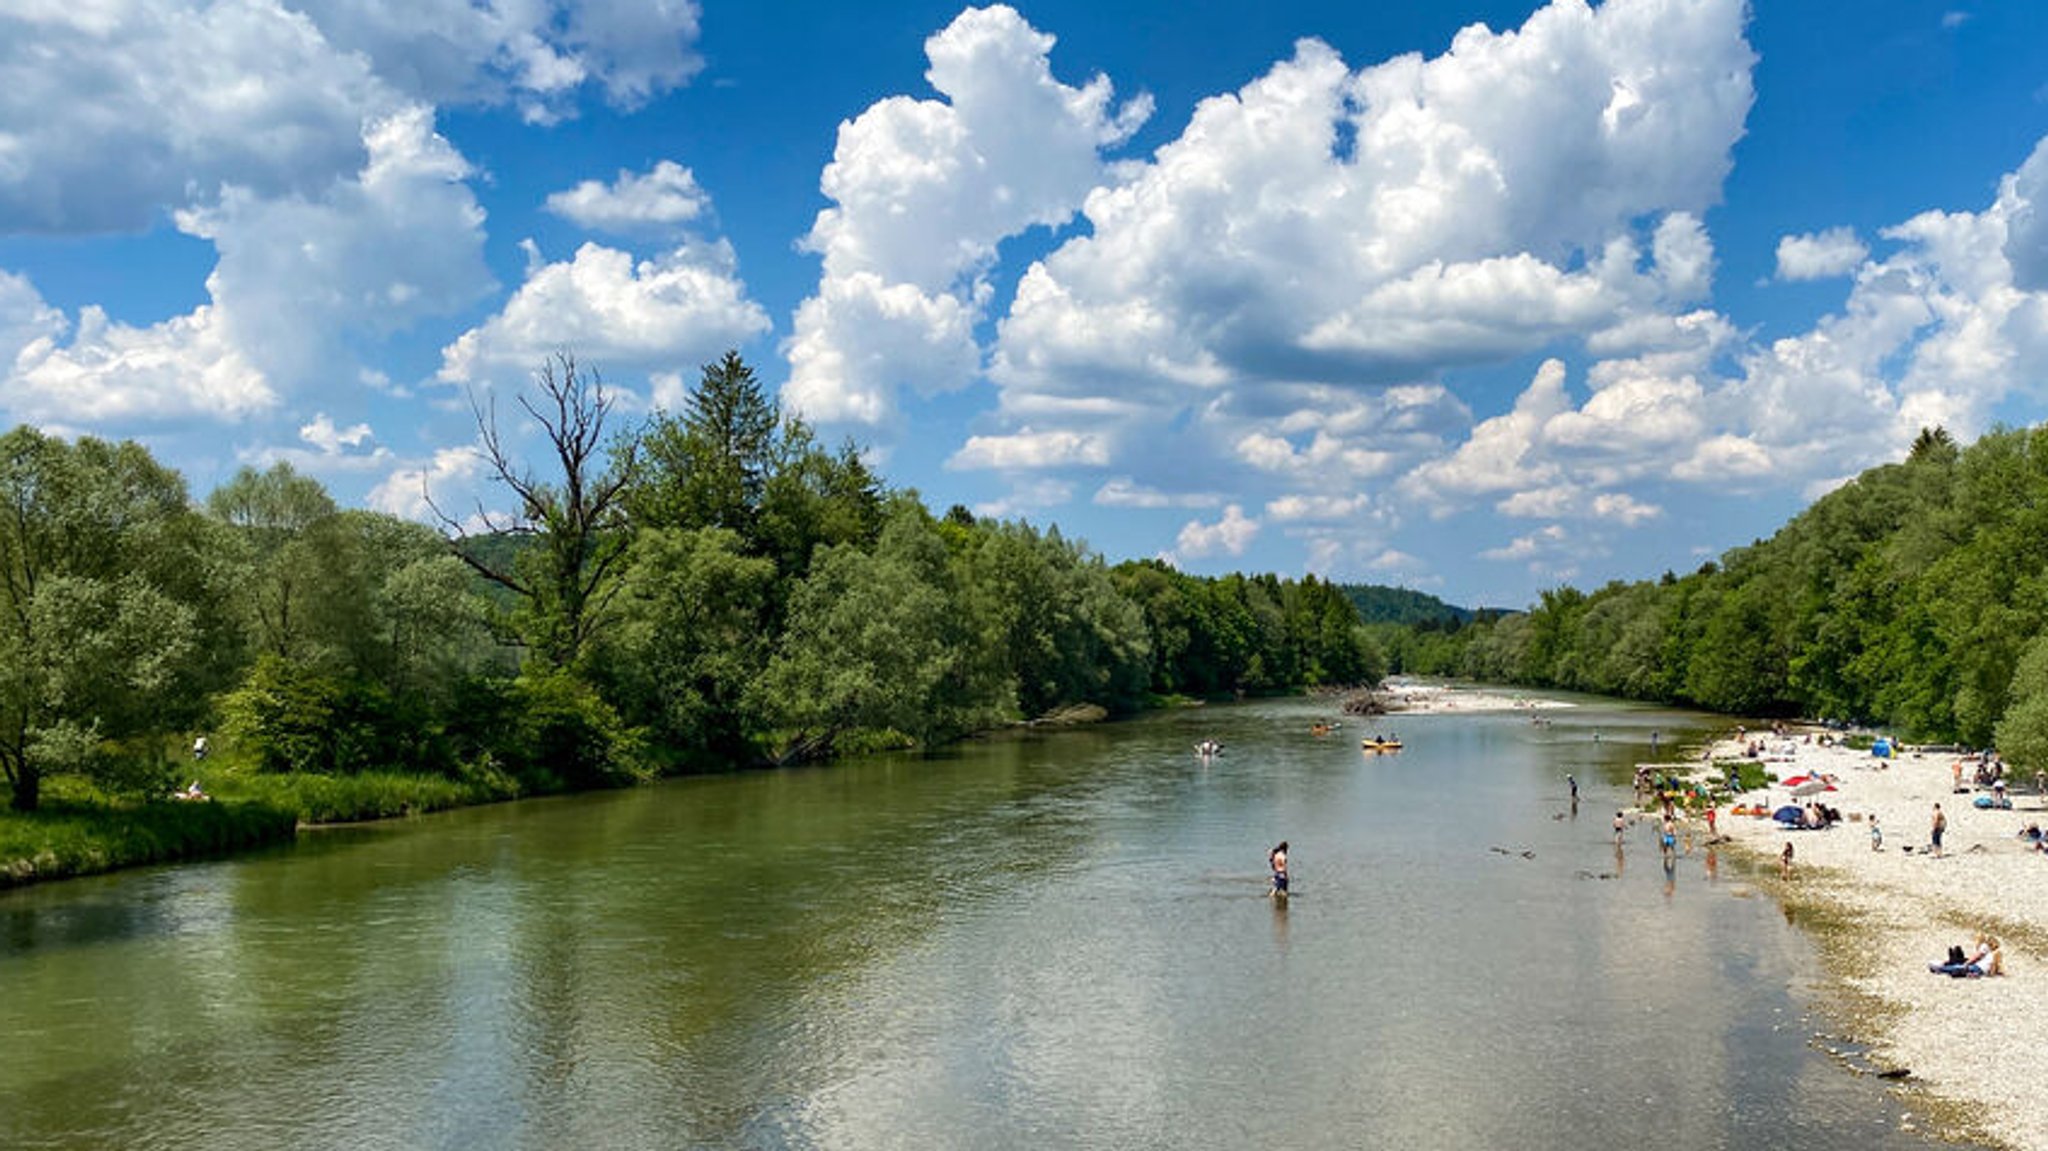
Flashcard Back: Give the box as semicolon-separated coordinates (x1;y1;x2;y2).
0;694;1970;1149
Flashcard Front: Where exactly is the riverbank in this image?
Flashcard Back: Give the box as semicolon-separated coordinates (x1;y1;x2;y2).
1379;677;1578;714
1694;733;2048;1150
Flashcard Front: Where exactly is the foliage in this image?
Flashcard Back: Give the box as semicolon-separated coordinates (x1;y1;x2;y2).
1383;424;2048;756
0;428;221;811
0;349;1387;874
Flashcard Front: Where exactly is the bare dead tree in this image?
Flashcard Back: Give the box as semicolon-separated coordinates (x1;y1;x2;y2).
428;352;639;669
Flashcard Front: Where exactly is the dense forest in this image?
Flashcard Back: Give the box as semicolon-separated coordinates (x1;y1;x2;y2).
1377;426;2048;772
0;352;1384;815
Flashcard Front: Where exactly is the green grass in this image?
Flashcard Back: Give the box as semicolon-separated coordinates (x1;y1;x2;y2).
0;786;297;888
0;752;531;888
214;768;525;824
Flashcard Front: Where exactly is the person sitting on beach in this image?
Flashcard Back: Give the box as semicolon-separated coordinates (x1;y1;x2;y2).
1928;934;2001;978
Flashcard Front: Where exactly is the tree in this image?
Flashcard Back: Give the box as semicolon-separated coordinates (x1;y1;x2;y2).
631;351;778;536
630;350;884;583
749;504;972;760
0;430;216;810
590;527;777;765
207;462;352;665
436;352;638;670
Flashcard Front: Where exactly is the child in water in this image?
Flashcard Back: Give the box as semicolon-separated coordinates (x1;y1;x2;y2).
1268;841;1289;899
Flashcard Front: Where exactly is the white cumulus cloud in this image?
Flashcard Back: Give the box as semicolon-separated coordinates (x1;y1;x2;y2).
439;239;770;387
546;160;710;236
1173;504;1260;561
1776;227;1869;281
782;4;1149;432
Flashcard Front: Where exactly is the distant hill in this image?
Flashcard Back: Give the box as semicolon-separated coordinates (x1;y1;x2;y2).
1338;584;1472;627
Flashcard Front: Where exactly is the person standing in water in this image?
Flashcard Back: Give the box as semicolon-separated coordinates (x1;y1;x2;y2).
1567;774;1578;802
1268;841;1289;899
1612;811;1627;847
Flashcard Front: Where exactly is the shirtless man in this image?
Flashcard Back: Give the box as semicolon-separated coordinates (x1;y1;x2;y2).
1268;841;1289;899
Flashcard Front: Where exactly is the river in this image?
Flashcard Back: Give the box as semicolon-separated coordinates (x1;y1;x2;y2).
0;693;1969;1149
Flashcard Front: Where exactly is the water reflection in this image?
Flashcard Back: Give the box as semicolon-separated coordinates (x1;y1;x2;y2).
0;695;1977;1150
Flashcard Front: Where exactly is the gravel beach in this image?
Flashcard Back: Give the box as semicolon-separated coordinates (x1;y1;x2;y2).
1696;733;2048;1150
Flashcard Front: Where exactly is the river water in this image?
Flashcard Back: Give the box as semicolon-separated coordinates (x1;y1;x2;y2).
0;694;1968;1150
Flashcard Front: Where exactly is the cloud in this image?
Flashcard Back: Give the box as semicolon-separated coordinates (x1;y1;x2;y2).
438;238;770;386
6;303;275;428
1265;493;1371;522
4;106;492;433
1775;227;1869;281
781;4;1149;431
1403;360;1573;504
176;105;495;389
971;478;1074;520
284;0;704;121
940;0;1755;561
989;0;1754;408
2006;137;2048;292
368;445;486;523
0;0;395;234
299;413;374;455
1481;524;1570;564
1173;504;1259;560
1093;477;1222;508
0;1;708;236
947;428;1111;470
546;160;710;236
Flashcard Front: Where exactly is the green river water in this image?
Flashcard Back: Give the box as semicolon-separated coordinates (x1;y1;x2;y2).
0;693;1973;1149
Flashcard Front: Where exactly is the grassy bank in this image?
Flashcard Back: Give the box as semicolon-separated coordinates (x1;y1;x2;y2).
0;761;533;889
0;790;298;888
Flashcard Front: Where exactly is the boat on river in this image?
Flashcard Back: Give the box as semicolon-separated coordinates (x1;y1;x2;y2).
1361;735;1403;752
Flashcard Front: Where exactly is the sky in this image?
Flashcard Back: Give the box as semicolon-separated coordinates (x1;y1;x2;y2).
3;0;2047;610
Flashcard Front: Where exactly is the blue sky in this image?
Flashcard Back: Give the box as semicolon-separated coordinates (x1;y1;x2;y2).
4;0;2047;610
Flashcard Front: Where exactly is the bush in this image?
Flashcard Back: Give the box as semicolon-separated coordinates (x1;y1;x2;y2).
505;670;650;790
218;655;419;776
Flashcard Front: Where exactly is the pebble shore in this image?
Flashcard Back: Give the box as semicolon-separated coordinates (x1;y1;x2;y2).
1697;734;2048;1151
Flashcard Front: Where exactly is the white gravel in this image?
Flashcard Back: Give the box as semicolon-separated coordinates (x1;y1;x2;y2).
1698;734;2048;1150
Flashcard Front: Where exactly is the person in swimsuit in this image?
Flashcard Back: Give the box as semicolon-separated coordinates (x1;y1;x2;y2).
1613;811;1627;847
1932;803;1947;857
1268;841;1289;898
1661;816;1678;858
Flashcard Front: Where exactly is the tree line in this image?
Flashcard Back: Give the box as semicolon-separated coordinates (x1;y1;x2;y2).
1378;425;2048;769
0;351;1384;813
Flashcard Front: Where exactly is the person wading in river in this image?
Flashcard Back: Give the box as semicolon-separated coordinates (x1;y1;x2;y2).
1268;841;1289;899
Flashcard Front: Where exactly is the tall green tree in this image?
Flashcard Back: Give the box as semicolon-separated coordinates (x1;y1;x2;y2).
749;503;975;761
631;350;884;583
0;430;217;810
